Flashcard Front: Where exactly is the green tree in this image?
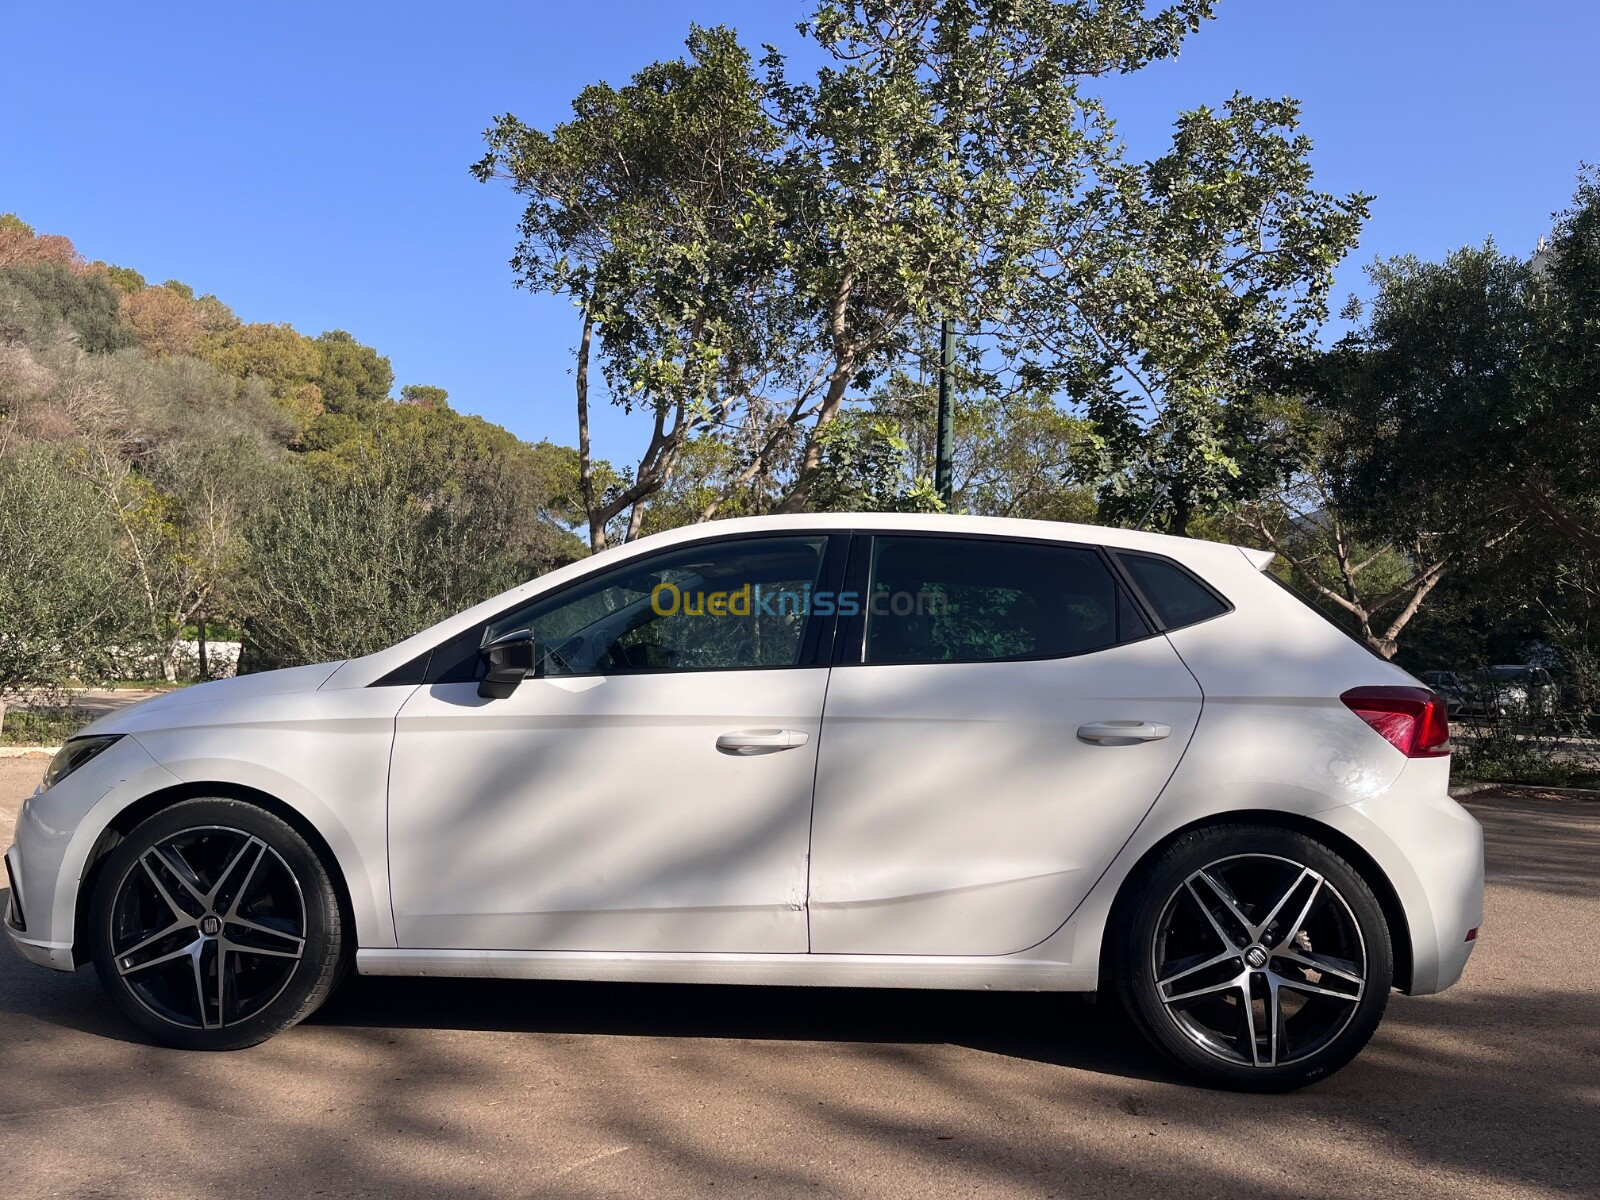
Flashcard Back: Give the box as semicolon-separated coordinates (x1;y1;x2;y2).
808;414;942;513
1301;239;1553;659
197;320;320;391
243;439;580;669
0;445;132;694
1230;398;1469;660
66;353;289;679
479;3;1362;536
399;384;450;409
1517;170;1600;553
1056;97;1369;533
102;264;147;293
866;366;1097;521
313;329;394;415
195;320;325;439
1322;244;1533;558
476;25;790;550
0;262;138;353
761;0;1222;512
1316;171;1600;577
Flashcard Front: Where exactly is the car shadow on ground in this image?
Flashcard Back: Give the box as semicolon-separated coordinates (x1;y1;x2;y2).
310;973;1183;1083
0;897;1175;1085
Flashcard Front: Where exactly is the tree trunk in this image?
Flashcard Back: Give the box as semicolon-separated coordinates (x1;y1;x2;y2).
1167;488;1192;537
197;615;209;682
774;272;859;515
575;294;603;552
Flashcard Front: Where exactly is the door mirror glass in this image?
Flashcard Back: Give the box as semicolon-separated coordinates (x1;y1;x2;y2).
477;627;537;699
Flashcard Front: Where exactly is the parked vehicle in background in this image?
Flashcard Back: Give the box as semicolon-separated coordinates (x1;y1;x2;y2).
6;514;1484;1092
1456;665;1558;719
1418;671;1472;712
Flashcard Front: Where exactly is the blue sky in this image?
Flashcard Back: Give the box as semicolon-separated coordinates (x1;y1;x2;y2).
4;1;1596;461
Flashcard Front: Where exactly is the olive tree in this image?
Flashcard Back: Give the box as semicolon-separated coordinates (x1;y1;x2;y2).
0;446;132;698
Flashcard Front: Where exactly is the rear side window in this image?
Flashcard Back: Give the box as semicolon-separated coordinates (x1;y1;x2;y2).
1116;553;1229;630
864;536;1150;665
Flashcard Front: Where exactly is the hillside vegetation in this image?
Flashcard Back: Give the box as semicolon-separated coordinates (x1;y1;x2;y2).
0;213;583;688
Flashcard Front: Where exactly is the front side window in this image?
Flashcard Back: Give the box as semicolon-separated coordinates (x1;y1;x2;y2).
863;536;1147;665
484;536;828;676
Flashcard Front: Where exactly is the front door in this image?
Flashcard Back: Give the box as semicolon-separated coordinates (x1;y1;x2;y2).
807;533;1204;956
387;533;839;954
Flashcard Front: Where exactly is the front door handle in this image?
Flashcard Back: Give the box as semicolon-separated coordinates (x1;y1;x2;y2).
716;728;811;755
1077;720;1172;744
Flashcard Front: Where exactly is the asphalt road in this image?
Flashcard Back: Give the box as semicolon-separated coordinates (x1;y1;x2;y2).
1;755;1595;1199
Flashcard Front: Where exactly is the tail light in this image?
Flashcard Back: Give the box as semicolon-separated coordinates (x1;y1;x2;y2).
1340;686;1451;758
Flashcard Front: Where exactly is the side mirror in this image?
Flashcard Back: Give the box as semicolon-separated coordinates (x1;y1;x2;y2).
477;628;537;699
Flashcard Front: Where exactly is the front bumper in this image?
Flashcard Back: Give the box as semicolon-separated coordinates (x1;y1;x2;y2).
4;737;184;974
4;844;75;970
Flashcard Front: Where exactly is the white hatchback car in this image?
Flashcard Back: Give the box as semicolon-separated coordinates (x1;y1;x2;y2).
5;514;1483;1090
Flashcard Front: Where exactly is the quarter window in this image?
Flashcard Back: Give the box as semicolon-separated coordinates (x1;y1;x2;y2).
484;536;828;675
1116;553;1229;630
863;536;1148;665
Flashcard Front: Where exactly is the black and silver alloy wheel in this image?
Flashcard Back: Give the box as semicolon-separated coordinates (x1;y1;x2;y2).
108;827;306;1031
91;798;345;1050
1153;855;1366;1069
1116;825;1393;1091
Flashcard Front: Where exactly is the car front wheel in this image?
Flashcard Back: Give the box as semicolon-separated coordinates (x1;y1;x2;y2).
1114;824;1394;1091
89;797;345;1050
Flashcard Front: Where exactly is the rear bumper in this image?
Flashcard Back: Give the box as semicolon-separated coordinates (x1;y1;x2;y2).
1315;758;1484;995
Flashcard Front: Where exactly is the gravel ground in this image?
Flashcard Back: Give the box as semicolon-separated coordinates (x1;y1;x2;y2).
1;755;1595;1199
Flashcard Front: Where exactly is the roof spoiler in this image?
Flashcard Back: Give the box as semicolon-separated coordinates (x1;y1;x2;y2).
1238;546;1276;571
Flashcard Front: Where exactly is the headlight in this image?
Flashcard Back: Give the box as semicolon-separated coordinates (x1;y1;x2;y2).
41;735;123;791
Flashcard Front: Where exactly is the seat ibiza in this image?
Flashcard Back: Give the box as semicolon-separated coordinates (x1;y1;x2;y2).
5;514;1483;1090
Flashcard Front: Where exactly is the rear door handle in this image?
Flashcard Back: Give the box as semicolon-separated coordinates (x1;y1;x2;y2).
1077;720;1172;744
716;728;810;754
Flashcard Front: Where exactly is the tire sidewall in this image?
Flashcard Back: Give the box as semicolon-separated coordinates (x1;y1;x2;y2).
89;797;343;1051
1116;824;1394;1092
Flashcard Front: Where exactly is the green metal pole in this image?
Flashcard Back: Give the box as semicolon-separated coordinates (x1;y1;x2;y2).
935;317;955;507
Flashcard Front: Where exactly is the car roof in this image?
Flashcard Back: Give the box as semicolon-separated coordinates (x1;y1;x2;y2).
614;511;1266;559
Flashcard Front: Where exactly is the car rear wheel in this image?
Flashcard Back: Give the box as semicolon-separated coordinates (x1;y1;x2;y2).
89;797;345;1050
1114;824;1393;1091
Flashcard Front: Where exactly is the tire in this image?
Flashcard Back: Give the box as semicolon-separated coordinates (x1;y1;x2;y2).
89;797;346;1050
1112;823;1393;1092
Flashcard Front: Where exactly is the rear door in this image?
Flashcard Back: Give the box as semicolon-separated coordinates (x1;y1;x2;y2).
806;533;1205;956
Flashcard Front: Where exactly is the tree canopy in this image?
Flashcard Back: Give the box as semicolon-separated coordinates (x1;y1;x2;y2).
477;1;1366;539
